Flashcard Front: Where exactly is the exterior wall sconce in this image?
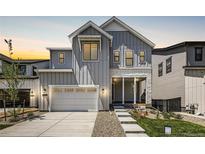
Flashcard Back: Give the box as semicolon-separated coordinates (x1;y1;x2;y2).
30;90;35;97
102;88;105;94
42;88;48;96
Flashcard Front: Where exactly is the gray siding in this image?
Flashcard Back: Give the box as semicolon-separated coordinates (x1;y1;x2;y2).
187;45;205;66
72;26;110;110
107;31;152;68
49;50;72;69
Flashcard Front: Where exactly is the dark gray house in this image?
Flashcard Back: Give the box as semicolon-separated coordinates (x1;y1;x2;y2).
152;42;205;114
37;16;155;111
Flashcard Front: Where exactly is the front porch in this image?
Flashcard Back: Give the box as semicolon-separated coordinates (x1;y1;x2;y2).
112;77;146;105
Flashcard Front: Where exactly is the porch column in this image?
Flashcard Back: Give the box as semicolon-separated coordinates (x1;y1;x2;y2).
122;77;124;104
134;77;136;104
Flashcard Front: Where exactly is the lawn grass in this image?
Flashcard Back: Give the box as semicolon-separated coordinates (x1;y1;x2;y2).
132;114;205;137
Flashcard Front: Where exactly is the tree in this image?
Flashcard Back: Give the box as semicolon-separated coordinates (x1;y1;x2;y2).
1;62;24;119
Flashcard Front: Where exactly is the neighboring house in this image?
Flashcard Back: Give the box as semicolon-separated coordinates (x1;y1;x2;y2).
37;16;155;111
0;53;49;108
152;42;205;114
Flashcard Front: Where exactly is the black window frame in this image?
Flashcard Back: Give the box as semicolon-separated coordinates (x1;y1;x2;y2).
18;65;27;75
195;47;203;61
82;41;99;61
158;62;163;77
166;57;172;74
113;51;120;63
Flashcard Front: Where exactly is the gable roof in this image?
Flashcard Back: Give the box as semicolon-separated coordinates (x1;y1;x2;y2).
100;16;155;48
68;21;113;40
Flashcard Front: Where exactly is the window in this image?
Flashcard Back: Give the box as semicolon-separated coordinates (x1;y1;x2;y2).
125;51;133;66
195;47;203;61
158;62;163;77
139;51;145;63
32;66;37;76
82;42;98;61
166;57;172;73
113;51;120;63
59;52;65;64
19;65;26;75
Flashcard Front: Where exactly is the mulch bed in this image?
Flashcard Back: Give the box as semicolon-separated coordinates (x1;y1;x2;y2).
92;111;125;137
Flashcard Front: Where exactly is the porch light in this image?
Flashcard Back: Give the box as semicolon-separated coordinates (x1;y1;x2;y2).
30;90;35;97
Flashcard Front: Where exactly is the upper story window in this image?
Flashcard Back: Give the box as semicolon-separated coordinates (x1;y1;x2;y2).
166;57;172;74
195;47;203;61
125;50;133;66
59;52;65;64
158;62;163;77
19;65;26;75
113;51;120;63
82;42;99;61
139;51;145;64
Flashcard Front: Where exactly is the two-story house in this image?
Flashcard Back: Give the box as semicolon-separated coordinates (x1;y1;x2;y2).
0;53;48;108
152;42;205;114
37;16;155;111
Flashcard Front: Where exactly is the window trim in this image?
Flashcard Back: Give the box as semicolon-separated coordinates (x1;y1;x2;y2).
113;50;120;63
58;52;65;64
82;41;99;62
195;47;203;61
166;57;172;74
125;50;133;67
158;62;163;77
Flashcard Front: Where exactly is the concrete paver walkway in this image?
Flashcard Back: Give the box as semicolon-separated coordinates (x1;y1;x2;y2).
0;112;97;137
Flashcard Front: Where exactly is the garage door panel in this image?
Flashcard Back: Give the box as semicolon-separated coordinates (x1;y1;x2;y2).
49;85;99;111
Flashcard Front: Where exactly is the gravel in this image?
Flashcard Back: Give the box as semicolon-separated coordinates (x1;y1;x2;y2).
92;111;126;137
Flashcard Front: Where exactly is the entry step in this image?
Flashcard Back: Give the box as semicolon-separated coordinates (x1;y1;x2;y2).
121;124;145;133
113;106;125;109
115;112;131;117
114;109;128;112
118;117;136;124
126;133;148;137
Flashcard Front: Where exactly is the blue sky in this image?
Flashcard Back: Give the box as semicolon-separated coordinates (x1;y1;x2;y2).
1;16;205;59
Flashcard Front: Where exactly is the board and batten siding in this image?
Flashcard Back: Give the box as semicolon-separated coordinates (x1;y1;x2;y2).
152;50;187;107
72;26;110;110
39;72;77;110
107;31;152;68
185;69;205;114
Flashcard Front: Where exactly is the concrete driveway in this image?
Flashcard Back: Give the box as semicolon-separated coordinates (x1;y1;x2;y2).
0;112;97;137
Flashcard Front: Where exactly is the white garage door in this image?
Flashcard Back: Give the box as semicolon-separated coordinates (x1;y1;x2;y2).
49;85;99;111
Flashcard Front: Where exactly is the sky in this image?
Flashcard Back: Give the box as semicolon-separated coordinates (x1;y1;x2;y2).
1;16;205;59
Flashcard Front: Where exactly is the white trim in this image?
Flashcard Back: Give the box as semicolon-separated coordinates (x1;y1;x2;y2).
122;77;124;104
37;69;73;73
134;77;136;104
100;16;155;47
68;21;113;41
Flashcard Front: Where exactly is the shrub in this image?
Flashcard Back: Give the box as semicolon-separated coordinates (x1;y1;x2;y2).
27;112;34;119
156;110;160;119
162;112;171;120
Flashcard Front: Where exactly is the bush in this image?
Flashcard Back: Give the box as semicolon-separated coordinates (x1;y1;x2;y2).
27;112;34;119
162;112;171;120
156;110;160;119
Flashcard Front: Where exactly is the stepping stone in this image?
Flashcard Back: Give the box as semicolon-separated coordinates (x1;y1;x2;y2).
113;106;125;109
114;109;128;112
118;117;136;124
121;124;145;133
115;112;131;117
126;133;148;137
